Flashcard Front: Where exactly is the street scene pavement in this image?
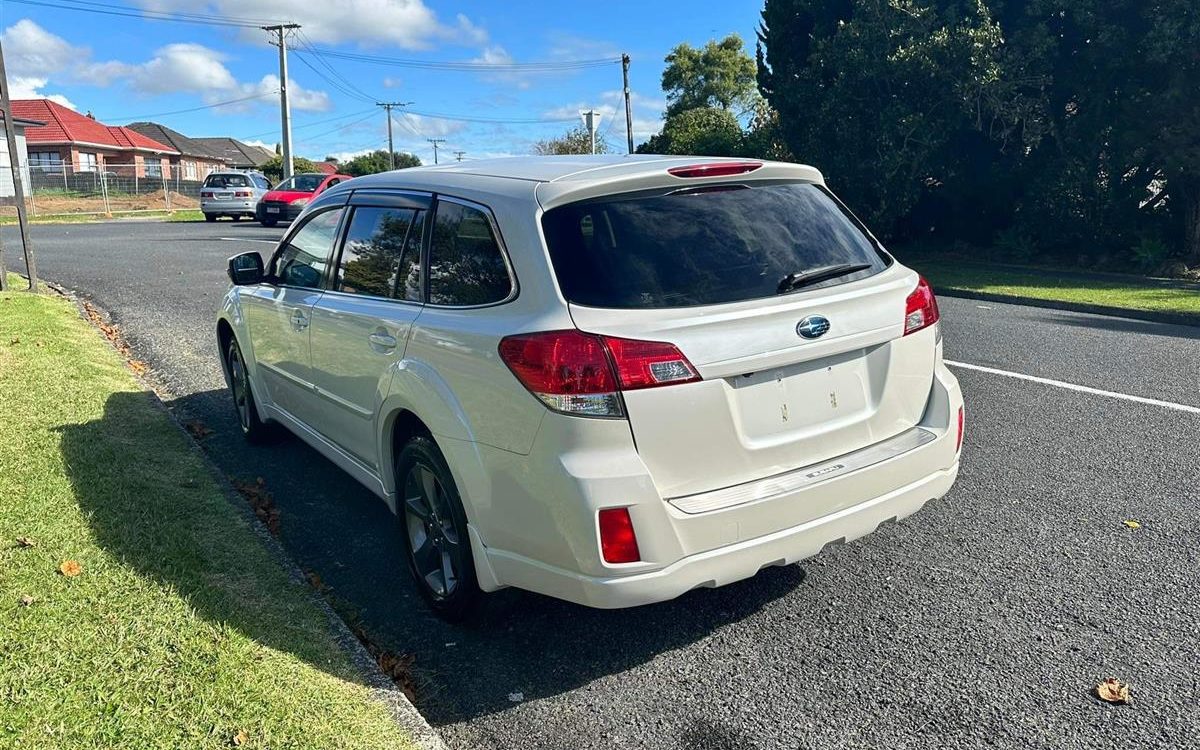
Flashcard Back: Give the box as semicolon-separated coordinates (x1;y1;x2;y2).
8;221;1200;749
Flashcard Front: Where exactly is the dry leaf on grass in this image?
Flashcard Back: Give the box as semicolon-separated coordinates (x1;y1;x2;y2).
15;536;36;548
8;337;19;345
1123;520;1141;529
1096;677;1131;704
18;595;35;607
58;560;82;577
231;730;248;746
184;420;214;440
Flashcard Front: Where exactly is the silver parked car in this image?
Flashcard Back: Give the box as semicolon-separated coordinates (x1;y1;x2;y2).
200;171;271;222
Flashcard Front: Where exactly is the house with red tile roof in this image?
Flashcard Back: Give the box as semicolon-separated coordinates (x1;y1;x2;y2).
13;99;179;178
314;160;339;175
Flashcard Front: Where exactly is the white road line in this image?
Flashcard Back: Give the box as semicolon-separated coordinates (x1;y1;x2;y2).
945;360;1200;415
218;237;276;244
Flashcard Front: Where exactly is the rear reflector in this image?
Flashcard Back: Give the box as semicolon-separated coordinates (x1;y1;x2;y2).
498;330;700;418
598;508;640;563
667;161;763;179
956;406;965;452
904;275;941;335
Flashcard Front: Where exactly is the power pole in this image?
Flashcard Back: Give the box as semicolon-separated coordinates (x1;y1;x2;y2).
376;101;412;170
453;151;466;162
427;138;445;165
0;38;35;291
622;53;634;154
263;23;301;180
580;109;599;154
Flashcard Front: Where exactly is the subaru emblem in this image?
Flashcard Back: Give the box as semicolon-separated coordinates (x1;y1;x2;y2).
796;315;830;340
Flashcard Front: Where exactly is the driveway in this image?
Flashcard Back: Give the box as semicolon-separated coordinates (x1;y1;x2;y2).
9;221;1200;748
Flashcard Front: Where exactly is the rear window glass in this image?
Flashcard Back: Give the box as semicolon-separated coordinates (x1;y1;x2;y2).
204;174;250;188
541;182;889;309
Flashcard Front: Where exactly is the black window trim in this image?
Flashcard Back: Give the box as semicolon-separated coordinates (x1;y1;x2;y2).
266;203;350;291
323;195;430;307
423;193;519;310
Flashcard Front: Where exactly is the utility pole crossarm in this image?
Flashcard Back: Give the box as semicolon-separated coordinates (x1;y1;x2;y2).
263;23;301;181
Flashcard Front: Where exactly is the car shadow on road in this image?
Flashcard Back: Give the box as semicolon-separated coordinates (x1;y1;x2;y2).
102;386;809;726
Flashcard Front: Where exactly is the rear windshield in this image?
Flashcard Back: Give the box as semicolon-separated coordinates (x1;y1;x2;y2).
541;182;889;309
204;174;250;188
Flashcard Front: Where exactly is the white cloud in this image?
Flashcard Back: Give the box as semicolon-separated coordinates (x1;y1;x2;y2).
140;0;487;48
243;139;274;150
1;19;80;106
395;112;466;138
383;77;403;89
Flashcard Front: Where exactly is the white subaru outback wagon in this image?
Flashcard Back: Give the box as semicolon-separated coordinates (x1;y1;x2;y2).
217;155;963;620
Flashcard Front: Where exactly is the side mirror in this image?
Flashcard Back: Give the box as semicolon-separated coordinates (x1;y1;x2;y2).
227;252;265;285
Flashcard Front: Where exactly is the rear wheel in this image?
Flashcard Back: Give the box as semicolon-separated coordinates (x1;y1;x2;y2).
224;337;274;443
204;213;216;223
396;436;482;621
260;218;277;228
231;214;242;222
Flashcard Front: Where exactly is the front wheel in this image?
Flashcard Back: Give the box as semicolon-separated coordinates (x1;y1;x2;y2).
396;436;482;622
204;213;216;223
224;337;275;443
260;218;277;228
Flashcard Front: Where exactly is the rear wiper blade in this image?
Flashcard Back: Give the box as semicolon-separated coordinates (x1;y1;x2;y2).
776;263;872;294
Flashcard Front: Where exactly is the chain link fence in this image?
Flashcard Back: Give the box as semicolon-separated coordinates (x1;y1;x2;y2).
1;162;208;218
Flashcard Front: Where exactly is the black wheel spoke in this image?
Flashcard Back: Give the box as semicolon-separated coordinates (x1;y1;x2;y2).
403;494;430;521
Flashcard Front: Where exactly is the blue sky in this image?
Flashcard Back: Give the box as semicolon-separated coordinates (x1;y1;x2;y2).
1;0;763;164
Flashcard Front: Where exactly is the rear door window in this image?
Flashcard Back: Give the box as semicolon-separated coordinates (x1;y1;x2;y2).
427;200;512;306
540;182;889;309
335;206;422;301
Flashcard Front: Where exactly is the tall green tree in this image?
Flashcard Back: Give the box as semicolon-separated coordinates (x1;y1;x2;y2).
758;0;1008;238
638;107;744;156
532;126;609;155
260;156;319;183
342;150;422;177
662;34;758;117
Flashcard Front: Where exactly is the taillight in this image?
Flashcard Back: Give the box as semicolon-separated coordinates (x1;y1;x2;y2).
235;190;251;197
598;508;640;563
667;161;762;179
904;275;940;335
956;406;964;452
498;330;700;417
200;190;213;198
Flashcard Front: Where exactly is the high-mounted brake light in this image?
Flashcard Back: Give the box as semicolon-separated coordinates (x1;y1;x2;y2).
498;331;701;417
667;161;763;179
598;507;640;563
904;276;940;336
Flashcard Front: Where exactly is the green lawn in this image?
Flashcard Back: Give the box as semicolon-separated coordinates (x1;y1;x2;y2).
907;258;1200;318
0;277;408;749
0;210;205;225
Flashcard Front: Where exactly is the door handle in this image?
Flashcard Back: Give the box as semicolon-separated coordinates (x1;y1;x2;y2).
368;331;398;350
290;309;309;331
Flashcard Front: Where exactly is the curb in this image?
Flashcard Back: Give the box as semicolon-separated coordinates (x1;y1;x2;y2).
36;277;447;750
939;288;1200;329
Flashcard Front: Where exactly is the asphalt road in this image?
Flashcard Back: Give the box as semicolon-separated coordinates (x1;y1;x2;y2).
7;221;1200;749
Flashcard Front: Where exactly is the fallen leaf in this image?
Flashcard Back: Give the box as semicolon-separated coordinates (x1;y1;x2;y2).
8;337;18;345
15;536;36;548
184;420;214;440
1096;677;1131;704
1123;520;1141;529
233;478;281;536
18;595;35;607
304;570;328;593
231;730;248;746
58;560;82;577
129;360;148;376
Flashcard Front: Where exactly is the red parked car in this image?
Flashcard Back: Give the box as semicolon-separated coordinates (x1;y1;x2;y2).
256;172;352;227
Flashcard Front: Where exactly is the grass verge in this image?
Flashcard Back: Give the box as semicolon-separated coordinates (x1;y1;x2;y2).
0;276;408;749
0;209;205;225
906;257;1200;319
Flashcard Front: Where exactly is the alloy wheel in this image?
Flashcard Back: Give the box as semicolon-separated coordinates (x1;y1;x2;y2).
403;463;462;599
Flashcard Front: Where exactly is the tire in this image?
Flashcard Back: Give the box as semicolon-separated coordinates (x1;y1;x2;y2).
231;214;242;222
224;337;275;444
260;218;278;228
204;213;216;223
395;436;482;622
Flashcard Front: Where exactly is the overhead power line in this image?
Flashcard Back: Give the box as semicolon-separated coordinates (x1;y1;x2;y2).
5;0;275;27
107;91;279;122
238;107;377;140
297;47;622;72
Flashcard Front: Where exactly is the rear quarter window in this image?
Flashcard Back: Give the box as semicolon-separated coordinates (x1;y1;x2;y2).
541;182;889;309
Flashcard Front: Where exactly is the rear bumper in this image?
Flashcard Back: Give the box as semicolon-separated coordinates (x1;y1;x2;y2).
481;462;957;608
461;361;964;608
201;199;256;214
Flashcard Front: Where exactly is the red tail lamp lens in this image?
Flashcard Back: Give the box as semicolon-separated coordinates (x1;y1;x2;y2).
956;406;965;452
598;507;640;563
904;276;940;335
